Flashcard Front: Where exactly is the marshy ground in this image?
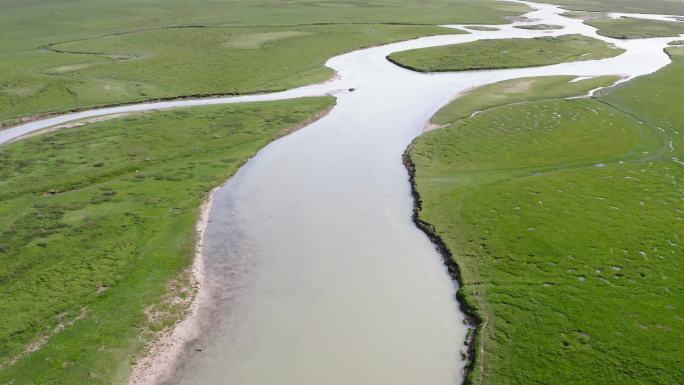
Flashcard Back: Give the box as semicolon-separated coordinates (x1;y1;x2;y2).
408;46;684;384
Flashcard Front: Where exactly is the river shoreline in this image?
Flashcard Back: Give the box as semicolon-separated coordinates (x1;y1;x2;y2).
402;149;482;382
125;101;336;385
127;187;215;385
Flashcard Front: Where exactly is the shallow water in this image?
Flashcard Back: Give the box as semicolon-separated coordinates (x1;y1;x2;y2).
2;1;682;384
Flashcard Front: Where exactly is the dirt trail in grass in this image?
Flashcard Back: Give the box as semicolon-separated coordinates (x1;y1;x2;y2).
1;1;681;385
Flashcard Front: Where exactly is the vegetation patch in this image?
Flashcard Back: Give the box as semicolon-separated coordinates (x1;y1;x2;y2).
669;39;684;45
535;0;684;15
408;47;684;385
0;0;533;128
464;26;499;31
560;11;607;21
514;24;563;30
0;24;459;127
0;96;335;384
431;75;621;125
222;31;314;49
387;34;624;72
586;17;684;39
0;0;529;53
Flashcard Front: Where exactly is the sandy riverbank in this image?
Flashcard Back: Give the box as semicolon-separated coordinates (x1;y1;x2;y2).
127;188;216;385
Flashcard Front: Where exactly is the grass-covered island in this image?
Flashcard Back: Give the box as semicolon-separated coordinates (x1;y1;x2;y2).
407;47;684;385
464;26;500;31
0;96;335;384
514;24;564;30
387;35;624;72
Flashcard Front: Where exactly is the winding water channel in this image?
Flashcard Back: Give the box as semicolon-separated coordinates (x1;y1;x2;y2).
2;1;681;384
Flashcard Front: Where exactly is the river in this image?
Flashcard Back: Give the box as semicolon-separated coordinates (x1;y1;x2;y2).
1;1;680;384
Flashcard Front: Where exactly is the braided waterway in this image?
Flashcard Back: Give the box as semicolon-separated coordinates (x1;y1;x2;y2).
2;1;681;384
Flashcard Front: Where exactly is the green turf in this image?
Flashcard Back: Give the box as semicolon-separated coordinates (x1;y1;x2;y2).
464;26;500;31
431;75;621;125
0;96;335;384
670;39;684;45
514;24;564;30
0;0;529;53
0;24;459;127
586;17;684;39
536;0;684;15
386;35;624;72
408;47;684;385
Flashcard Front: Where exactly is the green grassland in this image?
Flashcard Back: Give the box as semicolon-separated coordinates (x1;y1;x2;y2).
514;24;564;30
0;24;457;127
535;0;684;15
465;26;500;31
0;0;529;53
670;40;684;45
586;17;684;39
0;0;532;128
387;35;624;72
408;48;684;384
0;96;335;384
560;11;608;22
431;75;621;125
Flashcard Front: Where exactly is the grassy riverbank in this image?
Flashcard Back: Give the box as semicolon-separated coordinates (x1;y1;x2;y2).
535;0;684;15
587;17;684;38
0;96;335;384
0;0;532;128
514;24;563;30
0;24;457;127
408;48;684;384
430;75;621;124
387;35;624;72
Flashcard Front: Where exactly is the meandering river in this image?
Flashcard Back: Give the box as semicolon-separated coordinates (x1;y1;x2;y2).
1;1;680;384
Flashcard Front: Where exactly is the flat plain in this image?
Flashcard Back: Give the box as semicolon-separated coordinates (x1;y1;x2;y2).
409;47;684;385
535;0;684;14
586;17;684;38
0;0;531;127
430;75;621;125
386;35;624;72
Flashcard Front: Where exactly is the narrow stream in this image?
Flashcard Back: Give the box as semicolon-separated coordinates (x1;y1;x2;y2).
2;1;681;384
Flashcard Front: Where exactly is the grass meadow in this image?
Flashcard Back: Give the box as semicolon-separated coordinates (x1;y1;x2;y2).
514;24;564;30
408;48;684;384
0;96;335;384
0;0;532;127
387;35;624;72
535;0;684;14
0;24;457;127
586;17;684;39
430;75;621;125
